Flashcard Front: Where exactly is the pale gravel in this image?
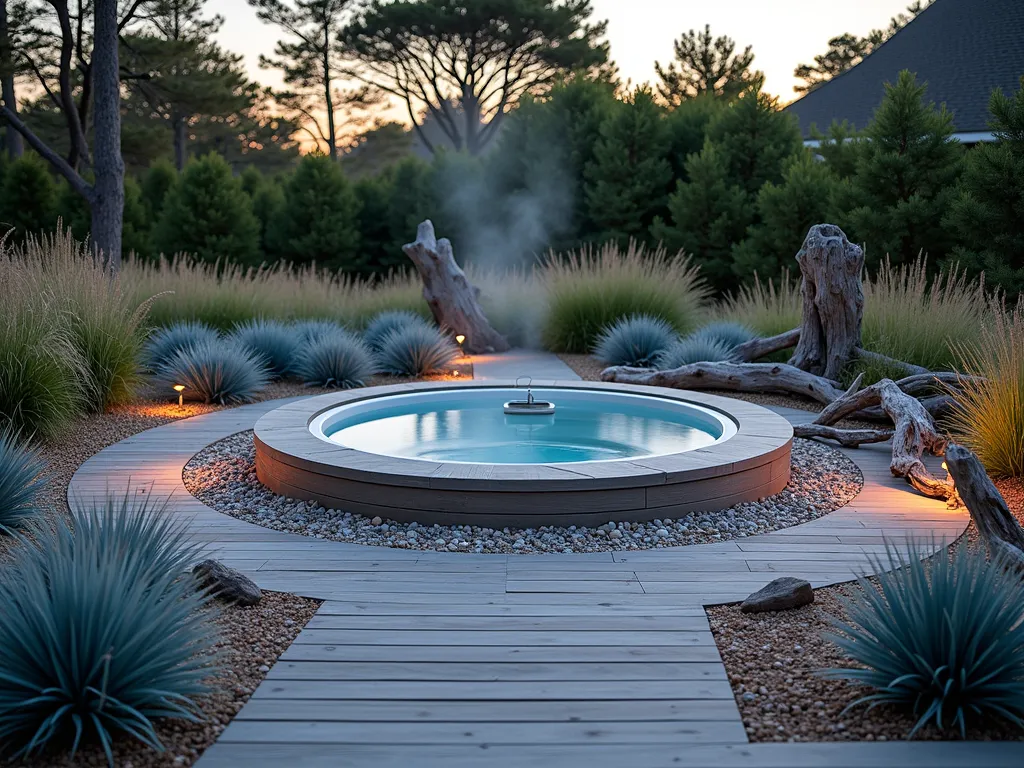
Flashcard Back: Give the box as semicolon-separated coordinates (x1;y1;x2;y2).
707;476;1024;744
183;433;862;554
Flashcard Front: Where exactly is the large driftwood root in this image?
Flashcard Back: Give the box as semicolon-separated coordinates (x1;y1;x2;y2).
794;377;953;500
788;224;865;380
945;443;1024;570
402;220;509;354
600;361;845;404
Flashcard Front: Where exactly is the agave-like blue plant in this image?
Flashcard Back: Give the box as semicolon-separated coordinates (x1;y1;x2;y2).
655;336;735;370
0;493;219;766
142;321;219;371
229;318;299;378
292;318;347;347
376;324;458;377
363;310;430;351
154;339;270;404
294;333;377;389
691;321;757;350
592;314;677;367
0;426;46;534
823;540;1024;738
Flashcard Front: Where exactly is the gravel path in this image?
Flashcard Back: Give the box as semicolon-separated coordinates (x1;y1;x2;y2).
183;432;862;554
706;476;1024;744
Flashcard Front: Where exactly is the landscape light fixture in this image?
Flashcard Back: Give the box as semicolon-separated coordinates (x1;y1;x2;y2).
455;334;466;357
173;384;185;409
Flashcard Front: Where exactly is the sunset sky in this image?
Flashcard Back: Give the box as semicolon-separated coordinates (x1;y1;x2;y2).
212;0;915;104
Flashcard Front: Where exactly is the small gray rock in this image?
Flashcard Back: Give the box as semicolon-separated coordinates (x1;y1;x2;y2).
740;577;813;613
193;559;262;606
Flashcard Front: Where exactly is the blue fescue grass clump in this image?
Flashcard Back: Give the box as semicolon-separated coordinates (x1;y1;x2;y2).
294;333;377;389
691;321;756;350
656;336;735;369
154;339;270;404
0;426;45;534
362;310;430;351
0;494;219;766
292;318;347;347
142;321;219;371
592;314;677;367
375;324;458;377
823;540;1024;738
229;318;299;378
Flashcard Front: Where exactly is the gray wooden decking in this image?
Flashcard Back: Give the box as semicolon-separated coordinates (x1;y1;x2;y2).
67;355;1024;767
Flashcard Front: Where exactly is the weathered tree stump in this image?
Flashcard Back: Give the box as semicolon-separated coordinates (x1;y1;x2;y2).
789;224;865;380
601;361;846;404
402;220;509;354
945;444;1024;569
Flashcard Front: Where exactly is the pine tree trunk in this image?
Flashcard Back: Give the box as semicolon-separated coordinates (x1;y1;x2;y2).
172;112;187;171
90;0;124;271
402;220;510;354
789;224;865;380
0;0;21;158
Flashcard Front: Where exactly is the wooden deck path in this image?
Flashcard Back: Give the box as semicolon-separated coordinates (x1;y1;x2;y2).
68;367;1024;766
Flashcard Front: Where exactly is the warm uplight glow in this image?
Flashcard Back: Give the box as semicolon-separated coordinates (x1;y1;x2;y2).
941;461;948;471
173;384;186;409
455;334;465;345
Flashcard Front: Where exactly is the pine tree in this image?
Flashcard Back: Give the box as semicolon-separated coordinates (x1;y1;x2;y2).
58;175;152;257
946;79;1024;296
0;153;57;241
655;25;762;106
840;70;962;270
810;120;864;179
153;152;260;264
385;157;434;262
142;159;179;220
354;172;394;273
732;152;839;282
249;176;285;262
267;153;361;271
664;94;725;182
651;142;752;292
584;87;672;246
240;165;264;197
705;90;802;196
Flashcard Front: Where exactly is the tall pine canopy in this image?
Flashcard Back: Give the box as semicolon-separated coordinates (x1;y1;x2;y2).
839;70;962;270
947;78;1024;296
655;25;761;106
584;86;672;246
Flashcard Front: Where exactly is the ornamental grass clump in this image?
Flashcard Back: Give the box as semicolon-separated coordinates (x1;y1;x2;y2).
948;302;1024;478
155;339;270;404
0;494;219;765
719;270;802;338
593;314;677;367
540;241;708;353
294;334;377;389
363;310;430;351
823;540;1024;738
0;426;46;534
656;336;735;370
691;321;756;350
143;320;220;372
229;318;299;378
292;318;348;347
376;324;458;377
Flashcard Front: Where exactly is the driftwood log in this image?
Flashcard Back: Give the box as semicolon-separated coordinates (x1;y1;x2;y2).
403;220;509;354
945;443;1024;570
793;377;953;500
788;224;865;380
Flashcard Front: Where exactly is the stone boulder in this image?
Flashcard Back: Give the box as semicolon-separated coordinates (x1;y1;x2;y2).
740;576;813;613
193;559;262;606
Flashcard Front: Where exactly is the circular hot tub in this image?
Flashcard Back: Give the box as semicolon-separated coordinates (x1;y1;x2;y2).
254;381;792;528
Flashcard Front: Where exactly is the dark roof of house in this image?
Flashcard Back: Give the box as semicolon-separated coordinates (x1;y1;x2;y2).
784;0;1024;137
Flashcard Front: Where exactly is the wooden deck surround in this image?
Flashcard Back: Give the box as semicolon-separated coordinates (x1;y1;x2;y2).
253;381;794;527
68;355;1024;766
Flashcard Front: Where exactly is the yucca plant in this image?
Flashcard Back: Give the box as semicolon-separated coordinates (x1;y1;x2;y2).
592;314;677;367
948;302;1024;477
143;320;220;372
376;324;458;377
540;241;709;353
823;540;1024;738
0;426;46;534
656;336;735;369
292;318;347;347
363;309;430;351
229;318;299;378
294;333;377;389
0;494;219;765
692;320;756;350
154;339;270;404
